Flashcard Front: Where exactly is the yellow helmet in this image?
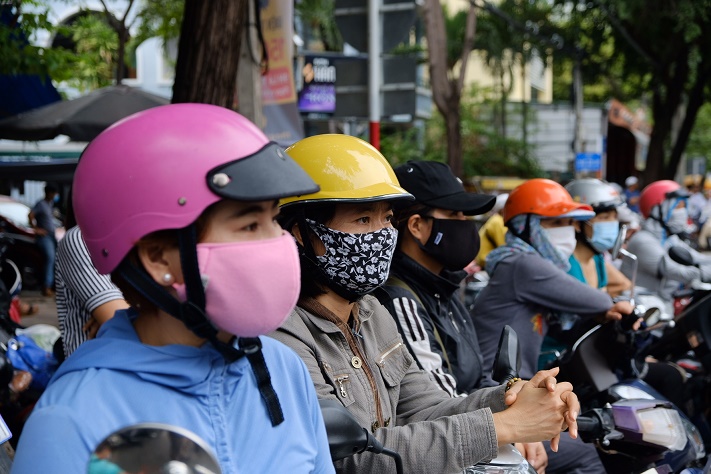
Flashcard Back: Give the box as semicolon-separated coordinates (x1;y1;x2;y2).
280;134;413;208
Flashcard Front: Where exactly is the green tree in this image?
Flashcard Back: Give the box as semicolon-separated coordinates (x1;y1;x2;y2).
381;88;541;179
551;0;711;182
0;1;73;81
686;103;711;169
421;0;480;177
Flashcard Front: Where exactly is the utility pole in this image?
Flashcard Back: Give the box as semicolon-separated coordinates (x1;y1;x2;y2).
573;50;583;156
368;0;382;149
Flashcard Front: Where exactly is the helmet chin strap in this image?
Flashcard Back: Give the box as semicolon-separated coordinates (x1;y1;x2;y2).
295;216;363;303
117;224;284;426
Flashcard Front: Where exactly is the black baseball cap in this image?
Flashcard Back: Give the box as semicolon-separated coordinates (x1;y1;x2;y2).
394;161;495;215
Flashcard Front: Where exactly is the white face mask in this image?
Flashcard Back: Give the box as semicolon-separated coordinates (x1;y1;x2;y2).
542;225;577;260
666;207;689;234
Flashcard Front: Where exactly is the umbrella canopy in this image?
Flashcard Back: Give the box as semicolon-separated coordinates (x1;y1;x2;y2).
0;85;170;142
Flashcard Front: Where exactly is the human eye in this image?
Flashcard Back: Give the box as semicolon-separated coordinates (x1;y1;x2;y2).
356;216;370;224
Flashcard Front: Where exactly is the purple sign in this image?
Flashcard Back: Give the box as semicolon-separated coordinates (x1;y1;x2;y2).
298;56;336;113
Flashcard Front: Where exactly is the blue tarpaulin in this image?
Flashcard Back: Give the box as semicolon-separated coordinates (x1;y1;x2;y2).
0;6;62;119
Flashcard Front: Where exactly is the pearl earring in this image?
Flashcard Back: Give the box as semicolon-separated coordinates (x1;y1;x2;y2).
162;273;173;284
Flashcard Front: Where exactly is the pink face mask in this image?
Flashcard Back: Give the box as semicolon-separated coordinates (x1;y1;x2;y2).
173;231;300;337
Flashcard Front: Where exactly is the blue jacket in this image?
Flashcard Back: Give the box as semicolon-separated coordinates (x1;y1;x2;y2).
11;310;334;473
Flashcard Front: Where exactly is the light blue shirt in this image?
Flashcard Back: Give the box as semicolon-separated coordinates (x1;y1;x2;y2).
12;310;334;474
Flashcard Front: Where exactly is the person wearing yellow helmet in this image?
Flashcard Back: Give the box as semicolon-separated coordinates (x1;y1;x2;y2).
271;135;582;473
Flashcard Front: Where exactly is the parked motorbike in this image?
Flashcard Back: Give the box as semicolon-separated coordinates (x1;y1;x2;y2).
496;318;705;474
0;231;59;448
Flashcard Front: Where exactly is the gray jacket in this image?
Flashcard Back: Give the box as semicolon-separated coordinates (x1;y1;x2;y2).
269;294;507;474
623;227;711;301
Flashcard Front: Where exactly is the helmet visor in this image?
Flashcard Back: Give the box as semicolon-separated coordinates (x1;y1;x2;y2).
207;142;320;201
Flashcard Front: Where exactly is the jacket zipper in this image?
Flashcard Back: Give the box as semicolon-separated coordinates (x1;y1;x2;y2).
335;375;349;398
377;342;403;366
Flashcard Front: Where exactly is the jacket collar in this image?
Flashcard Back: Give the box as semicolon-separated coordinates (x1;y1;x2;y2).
392;252;464;298
296;296;376;334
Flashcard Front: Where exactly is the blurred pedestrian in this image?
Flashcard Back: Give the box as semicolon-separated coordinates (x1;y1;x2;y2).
29;184;59;297
55;193;128;360
623;176;641;214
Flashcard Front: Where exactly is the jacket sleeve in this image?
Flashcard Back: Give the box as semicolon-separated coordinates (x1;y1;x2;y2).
513;254;613;317
269;323;505;473
12;405;90;474
383;292;461;398
630;232;702;285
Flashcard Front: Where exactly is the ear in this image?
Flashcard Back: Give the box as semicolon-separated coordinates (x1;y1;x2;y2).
136;242;183;286
407;214;430;243
574;221;582;233
290;223;304;246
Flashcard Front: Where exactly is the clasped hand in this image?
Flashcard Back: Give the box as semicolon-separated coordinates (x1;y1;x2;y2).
494;367;578;452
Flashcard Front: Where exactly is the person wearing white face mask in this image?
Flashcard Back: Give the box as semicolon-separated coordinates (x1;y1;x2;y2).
622;180;711;302
471;179;632;384
565;179;631;297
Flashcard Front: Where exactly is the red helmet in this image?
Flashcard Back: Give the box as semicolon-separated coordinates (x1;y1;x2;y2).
503;178;594;224
639;180;688;218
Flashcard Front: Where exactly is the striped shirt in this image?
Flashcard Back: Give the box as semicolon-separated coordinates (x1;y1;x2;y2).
55;226;124;357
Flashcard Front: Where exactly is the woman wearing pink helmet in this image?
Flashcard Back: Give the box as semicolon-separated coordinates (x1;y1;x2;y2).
11;104;334;473
622;180;711;302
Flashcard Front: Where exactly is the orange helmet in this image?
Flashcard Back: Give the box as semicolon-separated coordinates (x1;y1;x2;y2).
503;178;594;224
639;180;688;218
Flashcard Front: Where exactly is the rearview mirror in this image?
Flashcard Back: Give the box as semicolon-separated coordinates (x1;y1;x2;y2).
643;307;662;327
492;325;521;383
668;246;695;267
610;224;628;260
319;398;374;461
89;423;220;474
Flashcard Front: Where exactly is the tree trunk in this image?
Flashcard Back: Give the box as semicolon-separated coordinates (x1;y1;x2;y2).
665;57;710;178
642;49;690;183
422;0;478;178
116;28;128;84
445;93;463;177
172;0;248;106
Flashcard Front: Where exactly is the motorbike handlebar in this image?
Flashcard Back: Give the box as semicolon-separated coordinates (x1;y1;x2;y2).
575;415;600;434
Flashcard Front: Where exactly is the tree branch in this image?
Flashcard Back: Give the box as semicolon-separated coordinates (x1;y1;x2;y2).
456;4;478;94
422;0;452;115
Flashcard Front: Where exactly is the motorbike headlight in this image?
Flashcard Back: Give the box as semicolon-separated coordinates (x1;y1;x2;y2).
613;402;687;451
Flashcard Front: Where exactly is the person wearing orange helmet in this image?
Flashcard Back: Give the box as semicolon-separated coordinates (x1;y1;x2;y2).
469;179;634;473
471;179;632;381
621;180;711;301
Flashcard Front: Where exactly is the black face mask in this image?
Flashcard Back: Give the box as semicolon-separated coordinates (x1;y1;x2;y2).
418;217;481;271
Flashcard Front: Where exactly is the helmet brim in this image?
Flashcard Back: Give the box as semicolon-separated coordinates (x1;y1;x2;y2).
280;182;413;208
419;191;496;216
537;202;595;221
207;142;320;201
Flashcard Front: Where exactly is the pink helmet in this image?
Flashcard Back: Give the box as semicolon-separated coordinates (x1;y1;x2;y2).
73;103;319;274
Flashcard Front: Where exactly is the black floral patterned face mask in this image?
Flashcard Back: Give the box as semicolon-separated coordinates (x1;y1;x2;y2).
306;219;398;296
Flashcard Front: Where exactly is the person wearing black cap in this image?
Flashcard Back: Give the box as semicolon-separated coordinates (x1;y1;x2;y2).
383;160;496;397
382;162;603;474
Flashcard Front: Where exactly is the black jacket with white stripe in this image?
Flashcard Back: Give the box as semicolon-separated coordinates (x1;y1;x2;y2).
380;253;491;397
